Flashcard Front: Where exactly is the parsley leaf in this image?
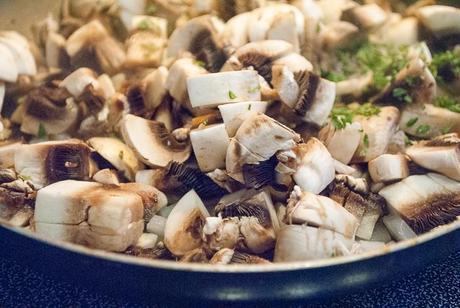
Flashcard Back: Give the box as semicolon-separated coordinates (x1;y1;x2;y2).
430;50;460;84
416;124;431;135
331;107;354;129
228;91;237;100
363;133;369;148
18;175;32;181
392;87;412;103
354;103;381;117
406;117;418;127
436;95;460;113
146;4;157;15
38;123;47;139
193;60;206;68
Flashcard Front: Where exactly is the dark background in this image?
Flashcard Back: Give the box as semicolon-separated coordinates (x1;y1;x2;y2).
1;251;459;307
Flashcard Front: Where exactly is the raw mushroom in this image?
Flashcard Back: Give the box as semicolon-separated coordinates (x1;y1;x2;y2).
92;169;120;185
45;32;70;69
319;122;362;164
143;66;169;111
368;154;410;183
164;190;210;256
405;134;460;181
218;101;268;135
285;186;359;238
379;173;460;234
59;67;99;98
14;140;92;189
33;180;144;252
319;21;363;51
215;0;266;21
371;17;419;46
202;216;240;251
121;114;191;168
0;31;37;76
239;216;276;253
416;5;460;38
341;4;388;31
0;141;23;169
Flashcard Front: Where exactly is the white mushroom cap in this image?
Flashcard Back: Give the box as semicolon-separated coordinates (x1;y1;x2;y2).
65;20;108;58
87;137;143;181
121;114;191;168
416;5;460;37
368;154;410;183
164;190;210;256
221;12;252;48
0;140;22;169
218;101;268;135
286;189;359;238
341;3;388;30
0;44;18;82
59;68;99;98
371;17;419;46
0;31;37;76
143;66;169;111
190;124;230;172
319;122;362;164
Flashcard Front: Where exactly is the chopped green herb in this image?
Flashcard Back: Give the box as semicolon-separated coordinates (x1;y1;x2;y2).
201;120;208;126
363;133;369;148
441;126;452;134
248;104;252;110
228;91;237;100
321;71;346;82
354;103;381;117
404;135;413;147
38;123;47;139
406;117;418;127
247;85;261;93
436;95;460;113
146;3;157;15
137;19;151;31
18;175;32;181
118;151;124;160
193;59;206;67
141;43;159;57
429;50;460;84
331;107;354;129
392;87;412;103
416;124;431;135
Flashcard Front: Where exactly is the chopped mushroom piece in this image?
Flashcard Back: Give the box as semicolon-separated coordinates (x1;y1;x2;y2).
368;154;410;183
416;5;460;38
341;4;388;30
190;124;230;172
319;122;362;164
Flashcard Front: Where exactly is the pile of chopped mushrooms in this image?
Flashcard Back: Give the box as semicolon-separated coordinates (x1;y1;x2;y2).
0;0;459;265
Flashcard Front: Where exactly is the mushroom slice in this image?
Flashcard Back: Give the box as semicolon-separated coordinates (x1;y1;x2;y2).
0;140;22;169
368;154;410;183
65;19;108;59
190;124;230;172
125;31;165;68
33;180;144;252
0;32;37;76
218;101;268;135
45;32;70;69
399;104;460;138
164;190;210;256
382;213;417;241
352;106;400;163
341;4;388;30
416;5;460;38
14;140;91;189
179;248;209;263
335;73;373;98
121;114;191;168
379;173;460;234
209;248;234;265
135;233;159;250
285;187;359;238
226;113;300;182
319;21;363;51
272;68;336;127
187;70;261;108
59;67;98;98
87;137;142;181
371;17;419;46
146;215;167;239
92;169;120;185
274;225;353;262
319;122;362;164
143;66;169;111
202;216;240;251
166;58;208;113
372;57;436;106
167;15;228;72
406;134;460;181
239;216;276;254
0;44;18;82
216;0;265;21
230;251;271;264
222;40;294;85
221;12;252;48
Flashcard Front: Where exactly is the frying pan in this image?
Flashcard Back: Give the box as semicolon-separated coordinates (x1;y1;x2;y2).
0;0;459;304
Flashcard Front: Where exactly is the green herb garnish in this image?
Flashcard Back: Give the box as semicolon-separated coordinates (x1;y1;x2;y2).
331;107;354;129
247;85;261;93
228;91;237;100
38;123;47;139
354;103;381;117
406;117;418;127
146;4;157;15
137;19;151;31
436;95;460;113
441;126;452;134
416;124;431;135
363;133;369;148
119;151;124;160
430;50;460;84
18;175;32;181
194;60;206;68
248;104;252;110
392;87;412;103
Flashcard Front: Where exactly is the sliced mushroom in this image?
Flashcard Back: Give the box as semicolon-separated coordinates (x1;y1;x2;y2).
209;247;234;265
368;154;410;183
319;21;363;51
166;57;208;113
341;4;388;30
190;124;230;172
231;251;271;264
406;134;460;181
382;213;417;241
274;224;353;262
0;31;37;76
121;114;191;168
379;173;460;234
0;82;4;114
92;168;120;185
202;216;240;251
33;180;144;252
146;215;167;239
143;66;169;111
164;190;210;256
319;122;362;164
370;17;419;46
87;137;142;181
215;0;265;21
352;106;400;163
45;32;69;69
59;67;99;98
226;113;300;182
239;216;276;253
285;187;359;238
0;140;22;169
187;70;261;108
167;15;228;72
135;233;159;250
218;101;268;135
399;104;460;138
220;12;252;48
416;5;460;38
0;43;18;82
14;140;91;189
335;73;373;98
179;247;209;263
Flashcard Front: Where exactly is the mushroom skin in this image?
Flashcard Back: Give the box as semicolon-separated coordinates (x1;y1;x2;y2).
164;190;210;256
368;154;410;183
379;173;460;234
416;5;460;38
121;114;191;168
405;134;460;181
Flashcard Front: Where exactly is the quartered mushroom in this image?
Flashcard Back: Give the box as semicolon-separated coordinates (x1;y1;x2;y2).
92;168;120;185
226;113;300;182
416;5;460;38
167;15;228;72
285;186;359;238
371;17;419;46
0;31;37;76
121;114;191;168
0;141;22;169
33;180;144;252
143;66;169;111
341;4;388;31
45;32;70;69
88;137;142;181
368;154;410;183
319;122;362;164
405;134;460;181
319;21;363;51
202;216;240;251
274;224;353;262
218;101;268;135
14;140;92;189
59;67;99;98
379;173;460;234
164;189;210;256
